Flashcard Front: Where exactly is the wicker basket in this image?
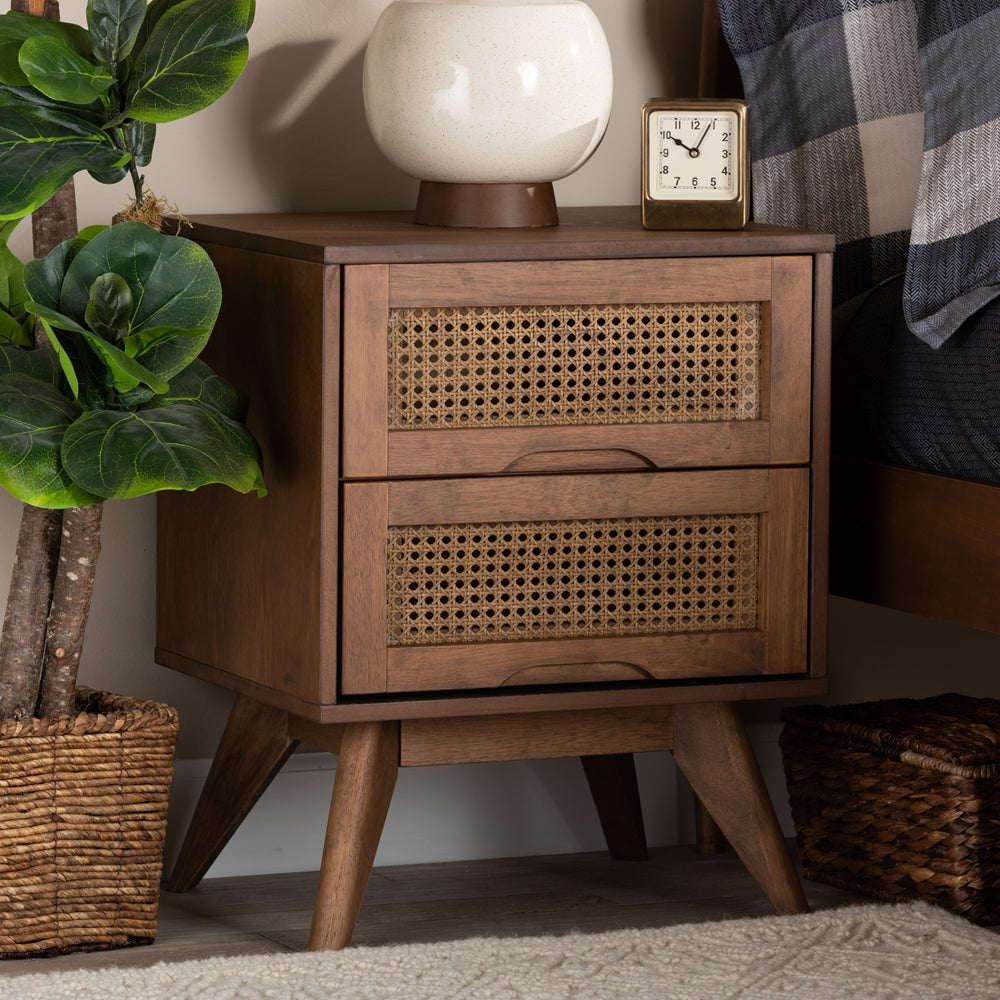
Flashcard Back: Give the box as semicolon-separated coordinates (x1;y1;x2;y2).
781;693;1000;924
0;689;179;958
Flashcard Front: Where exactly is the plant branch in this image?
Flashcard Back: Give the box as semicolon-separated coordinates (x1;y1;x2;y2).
30;182;78;260
0;0;73;722
128;159;146;210
0;506;61;718
11;0;58;17
36;504;103;718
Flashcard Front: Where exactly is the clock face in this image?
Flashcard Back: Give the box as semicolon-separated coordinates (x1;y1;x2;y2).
640;99;749;230
647;109;740;202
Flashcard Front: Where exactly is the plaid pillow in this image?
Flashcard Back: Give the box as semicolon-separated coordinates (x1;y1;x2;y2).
718;0;925;308
903;2;1000;348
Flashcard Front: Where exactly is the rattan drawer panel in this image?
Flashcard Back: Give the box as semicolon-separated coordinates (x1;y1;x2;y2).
342;257;814;478
387;300;762;431
340;469;809;695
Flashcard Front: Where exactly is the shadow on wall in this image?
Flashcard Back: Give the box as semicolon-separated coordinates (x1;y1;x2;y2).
644;0;702;97
239;40;420;214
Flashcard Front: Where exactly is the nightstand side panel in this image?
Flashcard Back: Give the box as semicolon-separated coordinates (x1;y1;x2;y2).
156;246;338;708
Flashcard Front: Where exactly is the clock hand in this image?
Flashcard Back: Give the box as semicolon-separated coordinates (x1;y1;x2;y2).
670;135;695;153
691;119;715;157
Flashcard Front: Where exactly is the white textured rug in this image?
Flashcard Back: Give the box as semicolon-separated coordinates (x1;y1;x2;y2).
7;902;1000;999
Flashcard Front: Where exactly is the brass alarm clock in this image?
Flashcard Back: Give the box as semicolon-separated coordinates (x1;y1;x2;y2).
641;99;749;230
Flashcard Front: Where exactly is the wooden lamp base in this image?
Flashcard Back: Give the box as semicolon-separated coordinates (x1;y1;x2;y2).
414;181;559;228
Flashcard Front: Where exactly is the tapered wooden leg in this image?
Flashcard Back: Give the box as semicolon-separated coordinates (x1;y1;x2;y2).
165;695;298;892
672;701;808;914
580;754;648;861
309;720;400;951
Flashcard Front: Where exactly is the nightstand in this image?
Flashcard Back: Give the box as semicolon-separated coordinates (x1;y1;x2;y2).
156;207;834;949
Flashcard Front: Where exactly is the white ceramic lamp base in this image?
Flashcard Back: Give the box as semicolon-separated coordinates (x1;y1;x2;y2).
363;0;613;228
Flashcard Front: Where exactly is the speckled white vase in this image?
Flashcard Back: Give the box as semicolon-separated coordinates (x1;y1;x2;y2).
363;0;613;227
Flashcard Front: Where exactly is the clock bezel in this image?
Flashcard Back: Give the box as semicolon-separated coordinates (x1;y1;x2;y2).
641;98;750;230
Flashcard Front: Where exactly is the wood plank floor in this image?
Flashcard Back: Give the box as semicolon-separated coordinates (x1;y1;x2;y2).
0;843;866;978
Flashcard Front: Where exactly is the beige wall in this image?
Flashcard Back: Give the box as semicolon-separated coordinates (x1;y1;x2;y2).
3;0;999;775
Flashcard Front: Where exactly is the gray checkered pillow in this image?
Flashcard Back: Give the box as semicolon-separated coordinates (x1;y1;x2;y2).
719;0;1000;348
904;2;1000;348
718;0;924;308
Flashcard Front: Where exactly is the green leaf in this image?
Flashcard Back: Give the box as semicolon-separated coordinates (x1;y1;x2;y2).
26;297;88;336
87;119;155;183
132;0;187;55
18;33;114;106
127;0;253;123
0;343;60;382
125;117;155;167
0;104;129;219
62;400;265;499
0;12;93;88
154;357;248;420
0;311;30;347
77;324;171;395
56;222;220;380
69;322;170;392
0;371;99;508
124;321;208;358
23;229;95;314
0;42;27;88
85;270;132;345
36;317;80;400
77;224;110;242
87;160;129;185
87;0;148;67
0;239;27;313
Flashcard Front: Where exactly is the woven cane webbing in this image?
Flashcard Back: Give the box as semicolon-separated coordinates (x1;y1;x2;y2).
387;513;760;646
781;700;1000;925
387;301;762;430
0;689;178;957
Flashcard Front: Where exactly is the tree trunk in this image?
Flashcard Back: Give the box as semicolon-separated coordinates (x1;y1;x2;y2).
0;507;61;718
11;1;59;18
36;504;104;718
27;182;77;260
0;0;83;721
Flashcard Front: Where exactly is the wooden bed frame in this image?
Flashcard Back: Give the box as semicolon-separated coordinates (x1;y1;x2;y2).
700;0;1000;638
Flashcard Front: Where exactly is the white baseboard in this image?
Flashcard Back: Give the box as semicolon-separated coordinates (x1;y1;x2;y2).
164;723;792;879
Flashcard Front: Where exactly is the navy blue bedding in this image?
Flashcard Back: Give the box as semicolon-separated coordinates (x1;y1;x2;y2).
832;280;1000;484
715;0;1000;484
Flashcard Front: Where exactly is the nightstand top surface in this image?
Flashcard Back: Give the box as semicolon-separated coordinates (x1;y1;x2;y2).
183;206;834;265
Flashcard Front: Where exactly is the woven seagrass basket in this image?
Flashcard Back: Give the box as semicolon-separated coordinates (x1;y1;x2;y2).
781;693;1000;924
0;688;179;958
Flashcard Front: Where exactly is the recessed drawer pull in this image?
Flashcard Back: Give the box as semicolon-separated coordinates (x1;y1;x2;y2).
498;662;656;686
502;448;656;473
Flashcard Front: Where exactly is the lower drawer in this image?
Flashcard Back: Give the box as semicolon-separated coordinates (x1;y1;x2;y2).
340;468;810;695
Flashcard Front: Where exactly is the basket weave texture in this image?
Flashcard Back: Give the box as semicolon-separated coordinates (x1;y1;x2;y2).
0;688;179;958
781;693;1000;924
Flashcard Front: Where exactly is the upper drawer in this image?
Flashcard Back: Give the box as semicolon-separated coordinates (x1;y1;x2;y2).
341;256;814;478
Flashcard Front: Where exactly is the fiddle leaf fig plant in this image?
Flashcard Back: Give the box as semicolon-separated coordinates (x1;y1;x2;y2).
0;221;264;508
0;0;261;721
0;0;255;219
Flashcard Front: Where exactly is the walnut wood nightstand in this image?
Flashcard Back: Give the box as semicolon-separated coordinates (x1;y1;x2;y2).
156;207;834;949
